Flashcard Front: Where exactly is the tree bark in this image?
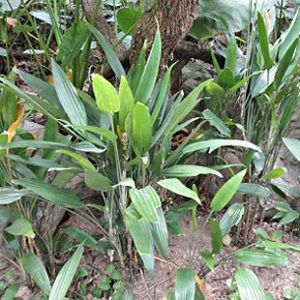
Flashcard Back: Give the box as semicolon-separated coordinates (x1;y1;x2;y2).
81;0;200;67
131;0;200;66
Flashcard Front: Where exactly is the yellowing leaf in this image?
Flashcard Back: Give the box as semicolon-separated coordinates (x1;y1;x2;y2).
7;104;25;143
92;74;120;114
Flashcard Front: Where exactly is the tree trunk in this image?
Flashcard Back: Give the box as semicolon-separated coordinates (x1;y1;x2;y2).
131;0;200;66
81;0;200;67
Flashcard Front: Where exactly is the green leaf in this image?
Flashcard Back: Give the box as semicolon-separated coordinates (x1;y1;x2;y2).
117;7;142;34
210;219;222;254
5;218;35;238
0;188;27;204
13;178;83;209
225;36;237;73
87;24;126;78
219;203;244;236
58;21;90;69
165;80;211;135
1;283;20;300
161;165;222;178
129;186;161;223
64;227;98;249
49;245;84;300
202;109;231;137
275;39;298;88
211;169;247;212
51;59;87;125
237;183;271;198
190;0;274;40
235;249;290;267
158;178;200;204
257;12;274;70
92;74;120;114
124;204;152;255
261;167;286;180
21;253;51;295
131;102;152;155
76;125;117;142
183;139;260;156
279;8;300;59
150;207;169;258
200;251;214;271
84;170;113;192
235;268;266;300
56;149;95;171
151;66;172;125
119;76;135;131
279;210;299;226
283;138;300;162
218;68;234;88
135;29;161;104
175;268;195;300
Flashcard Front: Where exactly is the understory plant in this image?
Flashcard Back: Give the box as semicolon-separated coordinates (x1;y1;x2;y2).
0;5;300;298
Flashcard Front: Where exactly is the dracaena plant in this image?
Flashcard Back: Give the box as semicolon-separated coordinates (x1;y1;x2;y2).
0;28;263;287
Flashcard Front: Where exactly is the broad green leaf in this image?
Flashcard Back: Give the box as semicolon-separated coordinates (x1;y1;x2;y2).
87;24;126;78
218;68;234;89
135;29;161;104
1;283;20;300
76;125;117;142
225;36;237;73
219;203;244;236
190;0;275;39
257;12;274;70
279;210;299;226
262;240;300;253
283;138;300;162
84;170;113;192
16;69;61;110
210;219;222;254
279;8;300;59
175;268;196;300
200;251;214;271
158;178;200;204
119;76;135;131
235;268;266;300
161;165;222;178
124;204;152;255
7;154;61;170
235;249;290;266
92;74;120;114
275;39;298;88
165;80;211;135
51;59;87;125
237;183;271;198
272;183;300;198
131;102;152;155
64;227;98;249
261;167;286;180
183;139;260;156
116;7;142;34
13;178;83;209
58;21;90;69
202;109;231;137
5;218;35;238
49;245;84;300
211;169;247;212
129;186;161;223
21;253;51;295
150;207;169;258
56;149;95;171
0;188;27;204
